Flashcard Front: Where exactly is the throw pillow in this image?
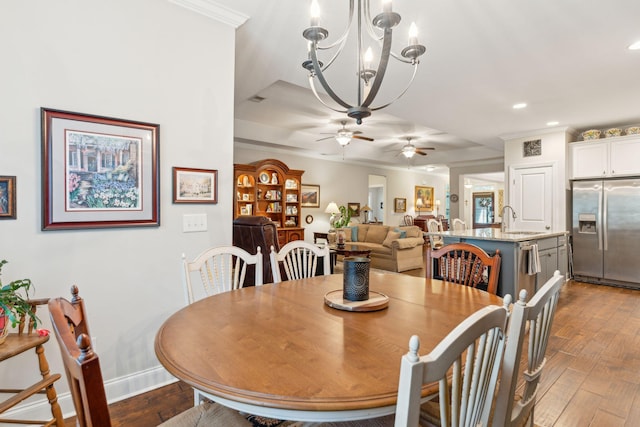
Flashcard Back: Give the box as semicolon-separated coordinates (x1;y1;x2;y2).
394;228;407;238
351;226;358;242
383;231;402;248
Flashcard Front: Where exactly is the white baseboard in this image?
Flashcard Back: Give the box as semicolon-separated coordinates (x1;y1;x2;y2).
2;365;178;423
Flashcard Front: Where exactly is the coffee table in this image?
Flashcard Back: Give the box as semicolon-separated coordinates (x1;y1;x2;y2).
330;244;371;258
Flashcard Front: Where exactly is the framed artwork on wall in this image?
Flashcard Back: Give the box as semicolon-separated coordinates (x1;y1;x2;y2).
301;184;320;208
394;197;406;213
414;186;434;210
172;167;218;204
41;108;160;230
348;202;360;216
0;176;16;219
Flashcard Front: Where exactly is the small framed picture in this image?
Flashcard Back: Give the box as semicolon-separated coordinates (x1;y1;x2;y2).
173;167;218;204
242;194;250;201
394;197;406;213
523;139;542;157
0;176;16;219
286;193;297;202
300;184;320;208
348;202;361;217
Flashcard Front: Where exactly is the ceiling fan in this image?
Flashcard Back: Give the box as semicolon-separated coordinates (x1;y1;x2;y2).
398;137;435;158
316;120;374;146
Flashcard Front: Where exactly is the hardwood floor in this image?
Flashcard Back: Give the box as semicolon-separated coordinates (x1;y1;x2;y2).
94;275;640;427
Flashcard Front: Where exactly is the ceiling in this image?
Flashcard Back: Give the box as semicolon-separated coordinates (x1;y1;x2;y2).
215;0;640;173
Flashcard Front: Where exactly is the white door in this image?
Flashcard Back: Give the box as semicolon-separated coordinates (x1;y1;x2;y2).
510;165;553;231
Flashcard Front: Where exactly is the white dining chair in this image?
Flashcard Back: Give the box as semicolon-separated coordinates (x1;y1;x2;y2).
426;218;444;249
270;240;330;283
492;270;564;427
182;246;263;305
451;218;466;231
395;304;508;427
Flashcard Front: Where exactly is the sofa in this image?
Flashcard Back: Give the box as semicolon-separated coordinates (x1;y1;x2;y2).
329;224;425;272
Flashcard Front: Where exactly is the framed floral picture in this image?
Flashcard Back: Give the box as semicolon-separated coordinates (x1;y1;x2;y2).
0;176;16;219
41;108;160;230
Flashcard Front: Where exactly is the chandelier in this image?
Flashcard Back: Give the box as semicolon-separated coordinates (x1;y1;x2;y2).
302;0;426;125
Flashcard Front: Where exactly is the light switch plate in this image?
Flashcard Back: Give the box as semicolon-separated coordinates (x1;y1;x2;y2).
183;214;208;232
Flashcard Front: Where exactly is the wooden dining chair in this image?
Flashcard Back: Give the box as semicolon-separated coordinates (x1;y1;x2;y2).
182;246;263;305
395;305;508;427
269;240;331;283
492;270;564;427
426;218;444;249
48;286;252;427
426;243;502;295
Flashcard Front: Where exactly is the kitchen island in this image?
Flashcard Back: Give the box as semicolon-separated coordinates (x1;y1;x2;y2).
427;228;568;298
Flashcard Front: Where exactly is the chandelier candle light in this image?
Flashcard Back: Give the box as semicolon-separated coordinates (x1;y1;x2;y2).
302;0;426;125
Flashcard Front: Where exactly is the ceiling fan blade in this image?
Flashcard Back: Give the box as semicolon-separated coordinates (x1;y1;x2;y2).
353;135;374;142
415;149;428;156
315;136;333;142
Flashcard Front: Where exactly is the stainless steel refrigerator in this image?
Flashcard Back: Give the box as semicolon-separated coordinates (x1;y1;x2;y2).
572;178;640;288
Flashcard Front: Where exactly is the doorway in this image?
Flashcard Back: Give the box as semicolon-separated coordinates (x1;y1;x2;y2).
472;192;495;228
368;174;386;224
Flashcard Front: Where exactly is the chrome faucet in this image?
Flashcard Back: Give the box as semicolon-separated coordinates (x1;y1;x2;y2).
500;205;517;232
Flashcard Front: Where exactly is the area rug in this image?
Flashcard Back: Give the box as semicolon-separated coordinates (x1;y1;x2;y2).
245;415;302;427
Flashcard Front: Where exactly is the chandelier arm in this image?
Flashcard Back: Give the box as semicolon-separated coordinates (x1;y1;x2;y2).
370;63;420;111
361;26;393;107
317;0;355;51
318;26;351;72
309;46;353;110
364;0;384;42
308;76;348;113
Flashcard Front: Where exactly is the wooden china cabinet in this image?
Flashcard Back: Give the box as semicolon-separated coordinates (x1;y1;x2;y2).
234;159;304;246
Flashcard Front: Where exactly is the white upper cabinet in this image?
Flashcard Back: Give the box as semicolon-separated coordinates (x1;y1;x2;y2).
570;136;640;179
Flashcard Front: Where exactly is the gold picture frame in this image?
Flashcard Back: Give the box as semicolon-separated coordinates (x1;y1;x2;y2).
415;186;434;210
394;197;406;213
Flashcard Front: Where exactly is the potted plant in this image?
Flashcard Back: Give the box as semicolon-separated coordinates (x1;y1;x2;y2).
0;259;39;344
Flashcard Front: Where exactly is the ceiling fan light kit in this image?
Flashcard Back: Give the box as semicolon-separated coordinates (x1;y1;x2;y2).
302;0;426;125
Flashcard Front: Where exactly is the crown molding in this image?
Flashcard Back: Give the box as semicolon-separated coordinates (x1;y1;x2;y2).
169;0;249;28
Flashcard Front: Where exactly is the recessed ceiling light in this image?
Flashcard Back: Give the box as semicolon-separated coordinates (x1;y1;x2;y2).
512;103;527;109
628;40;640;50
547;121;559;126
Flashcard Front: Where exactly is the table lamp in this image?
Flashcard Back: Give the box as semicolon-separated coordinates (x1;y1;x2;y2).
360;204;372;223
416;198;423;216
325;202;340;230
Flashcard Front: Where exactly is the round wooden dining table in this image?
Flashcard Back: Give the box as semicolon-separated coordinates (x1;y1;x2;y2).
155;272;502;423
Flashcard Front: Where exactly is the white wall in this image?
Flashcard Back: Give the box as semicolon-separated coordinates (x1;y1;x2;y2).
234;146;449;238
503;127;573;231
0;0;237;419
